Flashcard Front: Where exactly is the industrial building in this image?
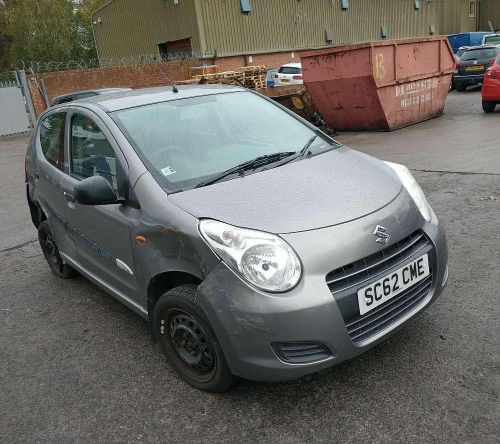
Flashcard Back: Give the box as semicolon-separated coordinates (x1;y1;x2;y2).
92;0;500;67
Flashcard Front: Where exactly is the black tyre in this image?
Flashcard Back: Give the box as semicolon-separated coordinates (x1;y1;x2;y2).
482;100;496;113
455;83;466;92
38;221;76;279
153;284;236;392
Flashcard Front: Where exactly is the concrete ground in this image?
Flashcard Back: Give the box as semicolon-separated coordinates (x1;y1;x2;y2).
0;90;499;443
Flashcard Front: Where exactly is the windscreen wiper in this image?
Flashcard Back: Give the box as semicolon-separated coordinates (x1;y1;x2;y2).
274;135;319;169
195;151;296;188
298;135;318;158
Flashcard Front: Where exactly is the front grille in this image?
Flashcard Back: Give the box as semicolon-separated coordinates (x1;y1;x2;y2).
326;231;434;343
345;275;432;342
272;342;332;364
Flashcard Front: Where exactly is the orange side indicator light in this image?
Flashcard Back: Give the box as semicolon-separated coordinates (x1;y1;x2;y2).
136;235;148;246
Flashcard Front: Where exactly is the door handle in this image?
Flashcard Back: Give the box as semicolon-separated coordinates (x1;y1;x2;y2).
33;171;39;180
63;191;75;203
64;191;76;209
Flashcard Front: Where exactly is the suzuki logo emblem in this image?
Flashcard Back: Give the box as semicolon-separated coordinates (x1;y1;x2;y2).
373;225;390;245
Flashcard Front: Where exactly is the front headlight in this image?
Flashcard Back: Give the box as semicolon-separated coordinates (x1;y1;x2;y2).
199;219;302;292
385;161;432;222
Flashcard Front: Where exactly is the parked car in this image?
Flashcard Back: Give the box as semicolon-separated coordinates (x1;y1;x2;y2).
275;63;303;86
49;88;132;107
482;55;500;112
25;86;448;392
453;46;500;91
481;33;500;46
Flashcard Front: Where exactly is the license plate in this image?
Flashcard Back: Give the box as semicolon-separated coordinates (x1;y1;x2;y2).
357;254;430;316
465;65;484;72
281;79;290;83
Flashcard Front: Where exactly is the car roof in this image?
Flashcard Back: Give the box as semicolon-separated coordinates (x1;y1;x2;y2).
280;63;302;68
67;85;246;112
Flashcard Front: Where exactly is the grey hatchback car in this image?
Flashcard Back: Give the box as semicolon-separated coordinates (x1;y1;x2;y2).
25;86;448;391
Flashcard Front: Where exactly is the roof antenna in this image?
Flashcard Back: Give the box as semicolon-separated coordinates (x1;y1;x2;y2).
155;63;179;93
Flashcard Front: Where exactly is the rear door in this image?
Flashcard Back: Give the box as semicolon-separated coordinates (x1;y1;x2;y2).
34;110;74;258
60;107;139;302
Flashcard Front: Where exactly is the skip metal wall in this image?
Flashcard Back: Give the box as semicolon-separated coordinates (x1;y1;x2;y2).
92;0;201;61
92;0;478;61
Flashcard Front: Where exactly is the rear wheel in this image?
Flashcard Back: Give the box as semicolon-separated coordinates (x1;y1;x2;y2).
153;284;236;392
38;221;76;279
482;100;496;113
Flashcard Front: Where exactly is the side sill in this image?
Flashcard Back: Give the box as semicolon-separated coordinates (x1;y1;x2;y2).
60;252;149;319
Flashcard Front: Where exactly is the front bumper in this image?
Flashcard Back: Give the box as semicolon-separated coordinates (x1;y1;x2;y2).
197;190;448;382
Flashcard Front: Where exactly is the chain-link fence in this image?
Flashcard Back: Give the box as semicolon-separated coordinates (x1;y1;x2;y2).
13;51;207;73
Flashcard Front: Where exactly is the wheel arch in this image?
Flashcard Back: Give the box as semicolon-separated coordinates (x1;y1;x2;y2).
26;187;46;228
147;270;202;339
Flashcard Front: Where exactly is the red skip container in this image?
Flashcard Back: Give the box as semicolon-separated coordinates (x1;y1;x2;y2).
300;37;456;131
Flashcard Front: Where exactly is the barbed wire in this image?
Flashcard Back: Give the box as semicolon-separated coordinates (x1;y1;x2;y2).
12;52;207;73
0;71;17;87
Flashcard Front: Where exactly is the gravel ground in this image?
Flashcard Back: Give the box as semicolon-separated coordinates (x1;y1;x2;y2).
0;90;498;443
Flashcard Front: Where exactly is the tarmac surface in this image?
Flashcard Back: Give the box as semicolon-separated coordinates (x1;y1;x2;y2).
0;90;499;443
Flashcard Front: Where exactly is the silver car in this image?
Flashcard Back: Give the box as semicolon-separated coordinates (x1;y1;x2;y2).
25;86;448;392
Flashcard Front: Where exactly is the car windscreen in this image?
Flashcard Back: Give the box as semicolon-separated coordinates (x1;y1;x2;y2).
460;48;498;61
112;91;335;192
278;66;301;74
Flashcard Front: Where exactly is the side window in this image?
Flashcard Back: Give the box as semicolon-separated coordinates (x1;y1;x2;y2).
39;113;65;170
70;114;123;195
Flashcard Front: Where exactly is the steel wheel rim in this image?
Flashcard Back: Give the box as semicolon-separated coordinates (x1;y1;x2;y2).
40;230;64;273
163;309;216;382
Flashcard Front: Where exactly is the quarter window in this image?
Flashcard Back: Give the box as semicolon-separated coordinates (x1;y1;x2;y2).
70;114;123;195
39;113;65;170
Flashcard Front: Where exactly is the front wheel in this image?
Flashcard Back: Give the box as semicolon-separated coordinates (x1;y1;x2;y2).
153;284;236;392
38;221;76;279
482;100;496;113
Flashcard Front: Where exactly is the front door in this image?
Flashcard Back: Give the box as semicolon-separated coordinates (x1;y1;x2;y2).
35;110;74;258
60;109;138;303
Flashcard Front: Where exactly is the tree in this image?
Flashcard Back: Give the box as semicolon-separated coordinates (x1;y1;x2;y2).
0;0;108;71
72;0;108;60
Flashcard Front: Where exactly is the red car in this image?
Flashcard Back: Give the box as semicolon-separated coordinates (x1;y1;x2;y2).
482;55;500;113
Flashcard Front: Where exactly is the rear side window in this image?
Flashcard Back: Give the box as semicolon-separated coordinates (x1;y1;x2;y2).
39;113;65;170
70;114;123;195
278;66;301;74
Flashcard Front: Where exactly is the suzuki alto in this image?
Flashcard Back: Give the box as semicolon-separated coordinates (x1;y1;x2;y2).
25;86;448;391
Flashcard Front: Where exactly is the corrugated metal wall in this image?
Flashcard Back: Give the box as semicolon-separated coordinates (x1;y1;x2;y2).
197;0;476;57
92;0;201;61
92;0;479;60
479;0;500;31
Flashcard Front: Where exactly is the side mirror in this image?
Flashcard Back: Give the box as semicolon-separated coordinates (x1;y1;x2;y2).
74;176;122;205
